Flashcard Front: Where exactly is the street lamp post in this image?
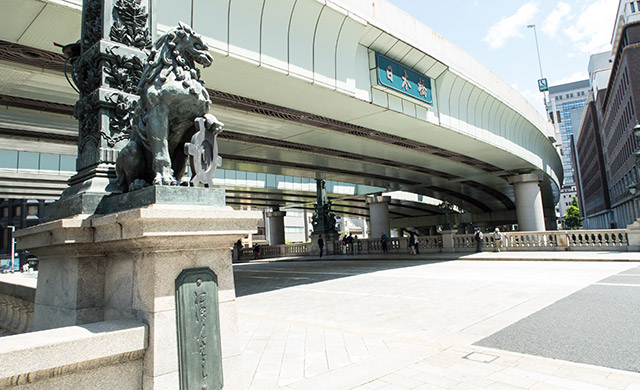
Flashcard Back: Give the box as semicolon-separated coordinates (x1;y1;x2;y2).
527;24;549;107
527;24;544;80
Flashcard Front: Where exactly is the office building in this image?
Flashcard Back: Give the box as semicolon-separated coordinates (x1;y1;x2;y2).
546;80;590;223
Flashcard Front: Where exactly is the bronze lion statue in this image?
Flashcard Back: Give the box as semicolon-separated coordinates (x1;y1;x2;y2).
116;22;223;192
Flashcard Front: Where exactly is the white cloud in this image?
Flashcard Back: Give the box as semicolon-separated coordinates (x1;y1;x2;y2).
552;71;589;85
484;2;539;50
565;0;617;55
542;1;571;37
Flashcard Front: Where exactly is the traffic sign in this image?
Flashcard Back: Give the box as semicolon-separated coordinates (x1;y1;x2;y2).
538;78;549;92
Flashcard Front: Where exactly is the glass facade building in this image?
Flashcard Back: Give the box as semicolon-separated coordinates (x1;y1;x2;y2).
546;80;590;223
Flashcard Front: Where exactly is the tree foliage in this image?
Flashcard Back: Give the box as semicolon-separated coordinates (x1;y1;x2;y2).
563;197;582;229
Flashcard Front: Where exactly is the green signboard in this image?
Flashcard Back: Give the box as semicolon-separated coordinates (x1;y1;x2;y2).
375;52;433;105
175;268;223;390
538;78;548;92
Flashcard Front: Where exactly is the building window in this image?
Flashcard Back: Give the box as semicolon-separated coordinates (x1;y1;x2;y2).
18;152;39;170
632;1;636;12
27;205;38;216
0;150;18;169
40;153;60;171
60;155;75;172
556;111;562;123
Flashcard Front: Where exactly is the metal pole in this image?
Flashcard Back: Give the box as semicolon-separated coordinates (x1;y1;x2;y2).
9;226;15;273
528;24;549;107
528;24;544;79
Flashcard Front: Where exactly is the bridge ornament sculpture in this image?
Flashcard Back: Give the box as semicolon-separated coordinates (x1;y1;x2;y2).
311;179;338;235
184;116;223;187
116;22;224;192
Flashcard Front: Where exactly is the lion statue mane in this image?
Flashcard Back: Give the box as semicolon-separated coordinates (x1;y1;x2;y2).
116;22;223;192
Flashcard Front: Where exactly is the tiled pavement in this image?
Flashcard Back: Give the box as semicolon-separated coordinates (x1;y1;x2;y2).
234;257;640;389
2;254;640;389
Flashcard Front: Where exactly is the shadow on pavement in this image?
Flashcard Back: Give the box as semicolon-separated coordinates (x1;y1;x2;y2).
233;259;448;297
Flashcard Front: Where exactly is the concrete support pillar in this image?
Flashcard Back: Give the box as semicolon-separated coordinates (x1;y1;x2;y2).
266;210;287;245
367;196;391;239
508;173;546;232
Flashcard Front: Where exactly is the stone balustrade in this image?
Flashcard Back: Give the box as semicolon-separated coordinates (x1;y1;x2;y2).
0;280;35;335
236;228;632;260
0;320;146;389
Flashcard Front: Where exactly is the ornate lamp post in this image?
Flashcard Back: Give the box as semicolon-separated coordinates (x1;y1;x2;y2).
438;201;454;230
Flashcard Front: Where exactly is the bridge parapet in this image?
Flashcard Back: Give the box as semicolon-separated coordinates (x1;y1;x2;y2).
238;229;633;261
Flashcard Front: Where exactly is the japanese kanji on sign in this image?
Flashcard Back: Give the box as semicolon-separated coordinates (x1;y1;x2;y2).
376;52;433;105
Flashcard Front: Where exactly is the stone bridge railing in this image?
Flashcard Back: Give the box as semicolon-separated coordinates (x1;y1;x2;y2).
0;279;35;335
236;228;633;261
451;229;629;252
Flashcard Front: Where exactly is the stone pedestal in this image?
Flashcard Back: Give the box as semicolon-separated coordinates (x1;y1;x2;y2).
627;219;640;251
311;233;339;256
15;201;261;390
440;230;457;253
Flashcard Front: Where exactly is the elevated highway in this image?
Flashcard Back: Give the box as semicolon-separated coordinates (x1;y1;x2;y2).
0;0;562;230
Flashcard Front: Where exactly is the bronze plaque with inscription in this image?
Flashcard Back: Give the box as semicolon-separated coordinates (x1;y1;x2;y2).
175;268;223;390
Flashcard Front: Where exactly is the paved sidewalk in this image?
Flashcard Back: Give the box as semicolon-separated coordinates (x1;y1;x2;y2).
235;259;640;389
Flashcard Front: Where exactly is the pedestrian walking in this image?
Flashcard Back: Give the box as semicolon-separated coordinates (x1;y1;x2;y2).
233;239;242;261
409;232;417;255
493;228;503;252
381;232;388;253
318;235;324;258
342;234;347;254
474;228;483;252
353;235;359;255
346;233;354;254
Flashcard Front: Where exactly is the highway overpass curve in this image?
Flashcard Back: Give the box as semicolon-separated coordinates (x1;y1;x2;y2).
0;0;562;220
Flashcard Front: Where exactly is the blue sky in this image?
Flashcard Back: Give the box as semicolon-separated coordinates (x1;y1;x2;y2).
387;0;619;116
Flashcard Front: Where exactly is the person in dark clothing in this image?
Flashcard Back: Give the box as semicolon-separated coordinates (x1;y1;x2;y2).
233;239;243;261
381;232;388;253
409;232;417;255
474;228;483;252
346;233;354;254
318;235;324;257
